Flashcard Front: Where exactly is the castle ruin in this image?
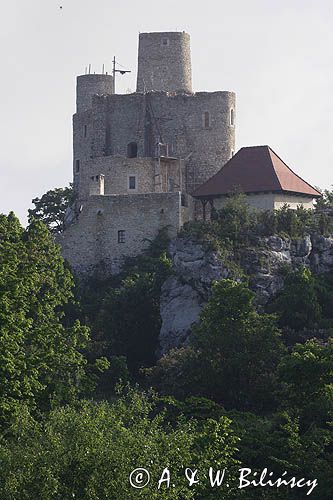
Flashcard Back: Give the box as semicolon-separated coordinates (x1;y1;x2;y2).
58;31;236;276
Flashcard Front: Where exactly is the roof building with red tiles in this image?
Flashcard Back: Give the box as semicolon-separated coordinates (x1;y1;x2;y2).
192;146;321;216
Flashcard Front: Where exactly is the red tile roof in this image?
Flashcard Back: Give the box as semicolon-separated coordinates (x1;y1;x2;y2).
193;146;321;198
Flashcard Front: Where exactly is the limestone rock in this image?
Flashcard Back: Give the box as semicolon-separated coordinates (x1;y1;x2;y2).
158;276;204;356
311;234;333;273
169;238;230;296
158;237;231;355
158;232;333;356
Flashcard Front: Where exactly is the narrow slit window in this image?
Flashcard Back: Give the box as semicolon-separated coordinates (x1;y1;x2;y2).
203;111;210;129
118;230;125;243
84;125;87;137
75;159;80;173
230;108;235;126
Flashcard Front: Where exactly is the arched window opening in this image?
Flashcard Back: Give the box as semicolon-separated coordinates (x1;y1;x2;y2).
127;142;138;158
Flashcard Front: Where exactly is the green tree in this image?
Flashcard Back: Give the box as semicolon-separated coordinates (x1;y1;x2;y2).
148;280;285;413
315;186;333;209
277;339;333;430
28;184;75;233
215;193;257;248
0;389;240;500
0;213;89;426
270;267;322;331
227;410;333;499
81;229;172;376
192;280;285;412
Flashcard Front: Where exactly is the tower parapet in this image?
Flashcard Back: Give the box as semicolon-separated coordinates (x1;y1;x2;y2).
136;31;192;93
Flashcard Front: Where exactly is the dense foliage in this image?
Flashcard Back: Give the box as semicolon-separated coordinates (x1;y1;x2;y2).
315;186;333;209
28;184;74;233
1;191;333;498
182;193;333;244
147;280;286;413
0;390;240;499
77;228;172;383
0;213;91;428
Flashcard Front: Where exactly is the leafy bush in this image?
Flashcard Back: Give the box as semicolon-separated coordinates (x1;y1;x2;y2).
269;267;322;331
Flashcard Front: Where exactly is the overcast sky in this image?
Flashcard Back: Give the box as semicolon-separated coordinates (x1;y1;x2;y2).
1;0;332;223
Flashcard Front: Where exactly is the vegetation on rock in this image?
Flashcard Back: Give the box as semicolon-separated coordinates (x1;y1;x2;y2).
1;191;333;498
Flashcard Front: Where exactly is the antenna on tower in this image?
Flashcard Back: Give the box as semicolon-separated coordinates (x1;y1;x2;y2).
112;56;131;94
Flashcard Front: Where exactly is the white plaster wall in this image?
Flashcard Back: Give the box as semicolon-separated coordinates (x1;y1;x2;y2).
213;193;315;211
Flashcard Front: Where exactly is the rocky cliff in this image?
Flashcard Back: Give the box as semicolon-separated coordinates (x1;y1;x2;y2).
158;233;333;355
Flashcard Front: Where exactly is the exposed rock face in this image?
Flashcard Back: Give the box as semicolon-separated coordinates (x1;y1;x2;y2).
241;235;312;307
159;277;203;355
158;233;333;356
158;238;231;356
310;234;333;273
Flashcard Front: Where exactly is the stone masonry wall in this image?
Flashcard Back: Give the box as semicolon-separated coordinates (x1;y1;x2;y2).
74;157;155;201
74;156;185;202
58;192;192;277
73;91;235;199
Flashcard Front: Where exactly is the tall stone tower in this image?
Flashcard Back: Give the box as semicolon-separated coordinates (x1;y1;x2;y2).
136;31;192;93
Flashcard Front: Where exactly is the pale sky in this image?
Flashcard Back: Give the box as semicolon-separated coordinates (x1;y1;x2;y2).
1;0;332;223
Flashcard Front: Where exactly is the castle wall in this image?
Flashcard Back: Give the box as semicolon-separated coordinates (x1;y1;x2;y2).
73;156;185;201
73;91;235;199
143;91;235;191
136;32;192;93
74;157;155;200
62;30;237;278
58;192;193;277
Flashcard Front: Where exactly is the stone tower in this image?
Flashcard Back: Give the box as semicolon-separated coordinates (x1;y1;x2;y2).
76;74;114;113
136;31;192;93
